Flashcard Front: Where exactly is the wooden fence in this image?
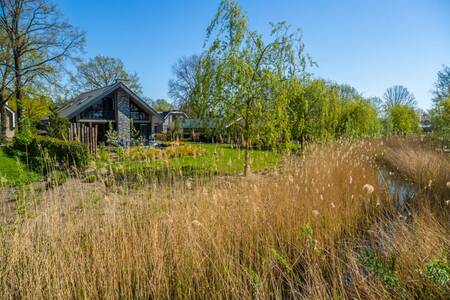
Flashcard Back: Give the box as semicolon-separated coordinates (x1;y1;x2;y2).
68;123;98;155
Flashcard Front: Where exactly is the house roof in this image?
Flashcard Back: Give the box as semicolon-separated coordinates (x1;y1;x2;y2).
159;110;188;120
57;82;163;121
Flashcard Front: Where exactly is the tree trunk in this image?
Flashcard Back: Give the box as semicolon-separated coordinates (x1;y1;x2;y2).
243;114;251;176
14;52;23;133
243;139;250;176
243;101;251;176
12;6;24;134
0;101;7;144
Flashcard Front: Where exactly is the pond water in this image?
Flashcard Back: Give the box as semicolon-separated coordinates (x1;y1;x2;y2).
377;168;417;209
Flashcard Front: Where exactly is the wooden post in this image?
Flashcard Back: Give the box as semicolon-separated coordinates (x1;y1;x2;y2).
93;125;97;156
67;122;99;155
89;123;92;154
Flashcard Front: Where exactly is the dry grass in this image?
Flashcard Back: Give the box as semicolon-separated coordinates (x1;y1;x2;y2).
363;208;449;299
0;138;448;299
382;138;450;192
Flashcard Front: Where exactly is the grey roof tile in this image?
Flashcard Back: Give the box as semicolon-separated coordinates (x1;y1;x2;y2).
57;85;113;118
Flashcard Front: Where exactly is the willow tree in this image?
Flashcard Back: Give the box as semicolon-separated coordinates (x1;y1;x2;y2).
337;98;380;138
201;0;314;175
288;79;340;146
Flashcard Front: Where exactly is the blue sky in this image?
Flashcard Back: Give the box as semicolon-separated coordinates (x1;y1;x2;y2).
57;0;450;109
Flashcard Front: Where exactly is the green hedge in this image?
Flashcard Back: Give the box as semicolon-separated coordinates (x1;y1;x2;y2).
7;135;89;171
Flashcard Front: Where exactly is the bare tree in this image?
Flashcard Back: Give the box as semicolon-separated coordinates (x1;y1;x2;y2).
0;0;85;132
168;54;200;111
69;55;142;95
383;85;416;109
337;84;361;100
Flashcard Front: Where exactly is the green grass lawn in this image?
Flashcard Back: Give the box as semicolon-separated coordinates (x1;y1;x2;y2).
0;149;40;186
115;143;282;179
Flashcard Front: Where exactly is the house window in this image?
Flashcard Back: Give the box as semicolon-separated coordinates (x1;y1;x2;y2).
129;102;148;121
80;95;115;119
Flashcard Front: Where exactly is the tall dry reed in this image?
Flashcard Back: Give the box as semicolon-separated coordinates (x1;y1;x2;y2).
0;139;448;299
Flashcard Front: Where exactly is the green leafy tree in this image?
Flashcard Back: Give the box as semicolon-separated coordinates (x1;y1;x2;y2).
337;98;380;138
288;80;340;146
387;104;421;134
430;66;450;148
151;99;175;112
200;0;314;175
47;106;70;140
70;55;142;95
8;90;52;126
431;97;450;148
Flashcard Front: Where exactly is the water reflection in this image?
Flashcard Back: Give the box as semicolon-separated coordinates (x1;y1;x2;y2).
377;168;416;209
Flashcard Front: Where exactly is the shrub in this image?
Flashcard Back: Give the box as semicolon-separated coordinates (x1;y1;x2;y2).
153;133;168;141
106;127;120;147
7;135;89;171
358;250;408;297
47;106;70;139
420;259;450;287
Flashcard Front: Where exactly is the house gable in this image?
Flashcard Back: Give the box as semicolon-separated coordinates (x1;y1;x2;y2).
116;83;162;121
157;110;188;133
58;82;163;145
58;82;163;122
